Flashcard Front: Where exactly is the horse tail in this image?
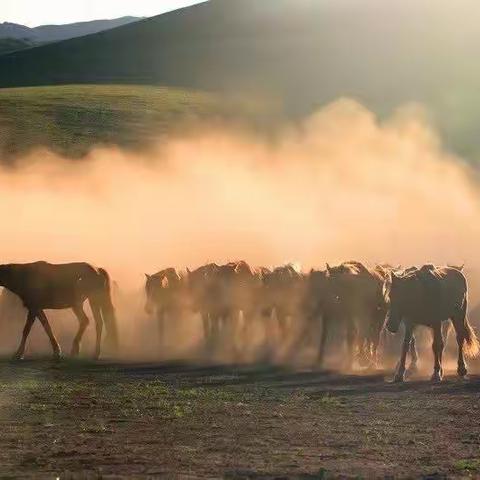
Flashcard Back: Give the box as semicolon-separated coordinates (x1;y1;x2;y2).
97;268;119;351
458;294;479;358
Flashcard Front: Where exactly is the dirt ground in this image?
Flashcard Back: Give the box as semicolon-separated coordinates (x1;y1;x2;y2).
0;359;479;479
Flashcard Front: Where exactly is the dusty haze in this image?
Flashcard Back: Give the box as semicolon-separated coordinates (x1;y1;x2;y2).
1;98;480;364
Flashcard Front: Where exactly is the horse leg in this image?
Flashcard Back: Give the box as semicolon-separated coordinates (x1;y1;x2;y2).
394;323;413;383
88;299;103;360
365;332;379;371
356;315;370;368
157;310;165;347
202;312;211;346
431;323;445;382
277;310;287;339
451;316;468;378
240;310;251;351
317;314;329;368
13;310;36;360
37;310;62;360
71;304;90;357
369;313;386;370
442;321;451;344
455;326;468;378
345;319;357;371
406;333;419;377
208;312;221;350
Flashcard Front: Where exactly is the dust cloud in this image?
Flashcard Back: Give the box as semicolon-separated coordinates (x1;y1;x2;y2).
1;98;479;364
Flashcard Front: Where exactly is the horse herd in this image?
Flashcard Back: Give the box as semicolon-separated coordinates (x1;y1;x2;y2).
0;260;478;383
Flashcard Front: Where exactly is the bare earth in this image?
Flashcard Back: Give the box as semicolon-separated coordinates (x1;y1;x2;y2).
0;359;479;479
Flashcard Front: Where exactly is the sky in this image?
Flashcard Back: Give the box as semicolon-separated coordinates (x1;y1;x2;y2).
1;0;206;27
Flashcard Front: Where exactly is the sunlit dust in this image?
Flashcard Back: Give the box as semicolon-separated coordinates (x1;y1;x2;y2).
1;98;479;366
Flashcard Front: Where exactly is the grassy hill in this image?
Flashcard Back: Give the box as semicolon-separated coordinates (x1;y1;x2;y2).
1;0;480;160
0;38;34;55
0;84;260;159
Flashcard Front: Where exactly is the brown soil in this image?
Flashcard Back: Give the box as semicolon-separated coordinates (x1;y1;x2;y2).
0;359;479;479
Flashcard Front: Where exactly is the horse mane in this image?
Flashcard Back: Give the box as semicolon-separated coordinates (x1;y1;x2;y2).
329;261;369;276
233;261;255;276
374;264;395;280
448;264;465;272
394;264;445;283
151;268;182;285
273;263;303;278
254;266;271;280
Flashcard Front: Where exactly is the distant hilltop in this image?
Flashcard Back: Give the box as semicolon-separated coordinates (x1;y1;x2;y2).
0;16;141;54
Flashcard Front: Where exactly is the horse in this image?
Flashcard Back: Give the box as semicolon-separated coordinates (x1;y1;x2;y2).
187;263;222;343
0;261;118;360
303;268;338;364
261;264;306;339
145;268;189;344
210;261;262;343
384;265;479;382
188;261;264;347
381;264;455;376
324;261;386;370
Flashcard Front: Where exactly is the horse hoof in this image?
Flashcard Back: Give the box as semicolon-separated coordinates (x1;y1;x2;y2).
458;368;468;378
393;374;405;383
11;354;24;362
431;373;443;383
53;352;63;362
406;365;419;378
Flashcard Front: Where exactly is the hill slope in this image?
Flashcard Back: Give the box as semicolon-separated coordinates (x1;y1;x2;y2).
0;38;34;55
1;0;480;159
0;84;259;159
0;17;141;44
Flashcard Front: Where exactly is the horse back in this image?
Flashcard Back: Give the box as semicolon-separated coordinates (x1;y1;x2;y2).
4;261;101;310
405;266;467;322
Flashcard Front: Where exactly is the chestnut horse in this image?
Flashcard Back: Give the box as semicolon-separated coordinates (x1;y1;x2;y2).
0;261;118;360
384;265;478;382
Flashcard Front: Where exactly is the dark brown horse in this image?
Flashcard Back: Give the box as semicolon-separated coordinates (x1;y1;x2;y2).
0;262;118;360
187;263;222;342
384;265;479;382
324;261;386;369
303;268;337;363
261;264;306;338
145;268;189;344
381;264;454;376
188;261;264;346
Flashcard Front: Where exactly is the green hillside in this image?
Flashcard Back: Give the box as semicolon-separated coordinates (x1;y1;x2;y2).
0;38;34;55
0;85;259;159
1;1;480;160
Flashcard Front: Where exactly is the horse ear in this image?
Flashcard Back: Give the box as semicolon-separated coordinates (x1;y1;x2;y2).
161;277;169;288
145;273;151;280
186;268;191;274
325;263;331;275
310;268;315;275
390;271;398;282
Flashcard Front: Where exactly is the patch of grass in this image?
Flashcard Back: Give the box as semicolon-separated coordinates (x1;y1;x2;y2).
0;84;260;160
318;394;344;408
79;421;109;434
0;362;302;430
455;459;480;473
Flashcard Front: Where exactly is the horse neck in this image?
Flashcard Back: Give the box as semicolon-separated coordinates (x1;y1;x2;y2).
0;266;21;296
